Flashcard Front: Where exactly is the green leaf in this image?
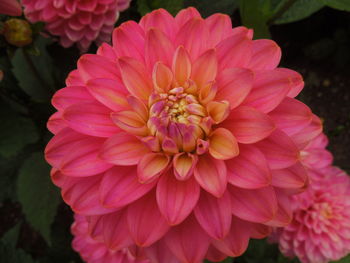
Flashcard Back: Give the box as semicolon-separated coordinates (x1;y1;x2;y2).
239;0;272;38
11;36;55;103
138;0;184;16
0;242;37;263
331;254;350;263
17;152;60;245
184;0;238;17
0;103;38;158
322;0;350;11
1;224;20;247
272;0;324;25
0;156;19;201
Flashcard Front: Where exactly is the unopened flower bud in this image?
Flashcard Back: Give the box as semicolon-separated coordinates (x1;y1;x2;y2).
3;18;32;47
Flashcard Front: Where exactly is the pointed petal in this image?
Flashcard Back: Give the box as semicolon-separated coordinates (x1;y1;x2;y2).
173;152;198;180
153;62;173;93
119;57;152;100
222;106;275;144
205;246;228;262
276;68;304;98
209;128;239;160
100;166;155;208
229;185;277;223
99;132;149;166
157;172;200;225
216;68;254;109
194;154;227;198
249;223;272;239
127;191;170;247
226;144;271;189
96;43;117;61
52;86;94;111
66;69;84;86
205;13;233;46
172;46;191;86
127;95;149;122
248;39;281;70
165;215;210;263
175;7;201;28
265;189;292;227
207;101;230;124
63;102;119;137
271;162;308;191
111;110;149;136
212;216;251;257
145;242;180;263
86;78;129;112
191;49;218;89
242;70;292;113
137;153;170;183
60;137;113;176
256;129;299;169
47;111;66;134
194;190;231;239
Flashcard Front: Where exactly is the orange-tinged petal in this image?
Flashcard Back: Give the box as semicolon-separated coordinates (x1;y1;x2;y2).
111;111;148;136
199;81;217;105
248;39;281;70
138;153;170;183
192;49;218;89
207;101;230;124
153;62;173;93
173;152;198;180
172;46;191;86
127;95;149;122
119;57;152;100
209;128;239;160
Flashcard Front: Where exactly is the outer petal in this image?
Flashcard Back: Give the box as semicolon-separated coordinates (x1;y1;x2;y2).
165;215;211;263
277;68;304;98
156;172;200;225
60;137;113;177
191;49;217;89
172;46;191;86
52;86;94;111
255;129;299;170
86;78;129;112
212;216;251;257
301;149;333;169
194;190;232;240
205;246;228;262
271;162;308;190
265;189;292;227
47;111;66;134
226;144;271;189
99;166;156;208
205;13;233;46
127;191;170;247
216;68;254;110
145;242;180;263
175;7;201;28
222;106;275;144
248;39;281;70
96;43;117;61
137;153;170;183
242;70;292;113
99;132;149;166
229;185;278;223
63;102;119;137
194;154;227;198
0;0;22;16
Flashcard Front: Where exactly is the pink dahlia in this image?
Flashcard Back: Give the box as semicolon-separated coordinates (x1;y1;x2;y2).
72;214;149;263
45;7;323;263
271;166;350;263
22;0;131;51
0;0;22;16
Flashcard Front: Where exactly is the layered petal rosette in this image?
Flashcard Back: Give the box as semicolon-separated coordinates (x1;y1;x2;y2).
270;167;350;263
22;0;131;51
45;8;323;263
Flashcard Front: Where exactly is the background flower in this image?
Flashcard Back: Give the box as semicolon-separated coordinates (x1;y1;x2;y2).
0;0;22;16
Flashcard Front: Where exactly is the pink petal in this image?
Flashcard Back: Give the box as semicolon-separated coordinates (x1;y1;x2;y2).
205;13;233;47
145;28;175;69
96;43;117;61
265;189;292;227
65;69;84;86
52;86;94;111
248;39;281;70
111;110;148;136
173;152;198;180
229;185;278;223
212;216;251;257
86;78;129;112
205;246;228;262
255;129;299;169
269;97;312;135
194;190;231;239
119;57;152;100
226;144;271;189
216;31;252;70
191;49;217;89
77;54;121;83
301;149;333;169
50;168;66;187
0;0;22;16
271;162;308;190
127;191;170;247
172;46;191;86
216;68;254;110
249;223;271;238
175;7;201;28
102;210;133;250
222;106;275;144
112;21;145;61
47;111;66;134
156;172;200;225
209;128;239;160
99;132;149;166
194;154;227;198
60;137;113;176
144;242;180;263
242;69;292;113
276;68;304;98
63;102;119;137
165;215;210;263
153;62;173;93
99;166;156;208
137;153;170;184
175;18;209;60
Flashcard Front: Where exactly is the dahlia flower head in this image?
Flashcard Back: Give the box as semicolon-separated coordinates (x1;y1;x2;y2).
22;0;131;51
46;7;323;263
270;166;350;263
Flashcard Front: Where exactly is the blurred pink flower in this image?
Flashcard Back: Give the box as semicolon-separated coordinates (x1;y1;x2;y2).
72;214;149;263
0;0;22;16
45;8;323;262
22;0;131;51
270;166;350;263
